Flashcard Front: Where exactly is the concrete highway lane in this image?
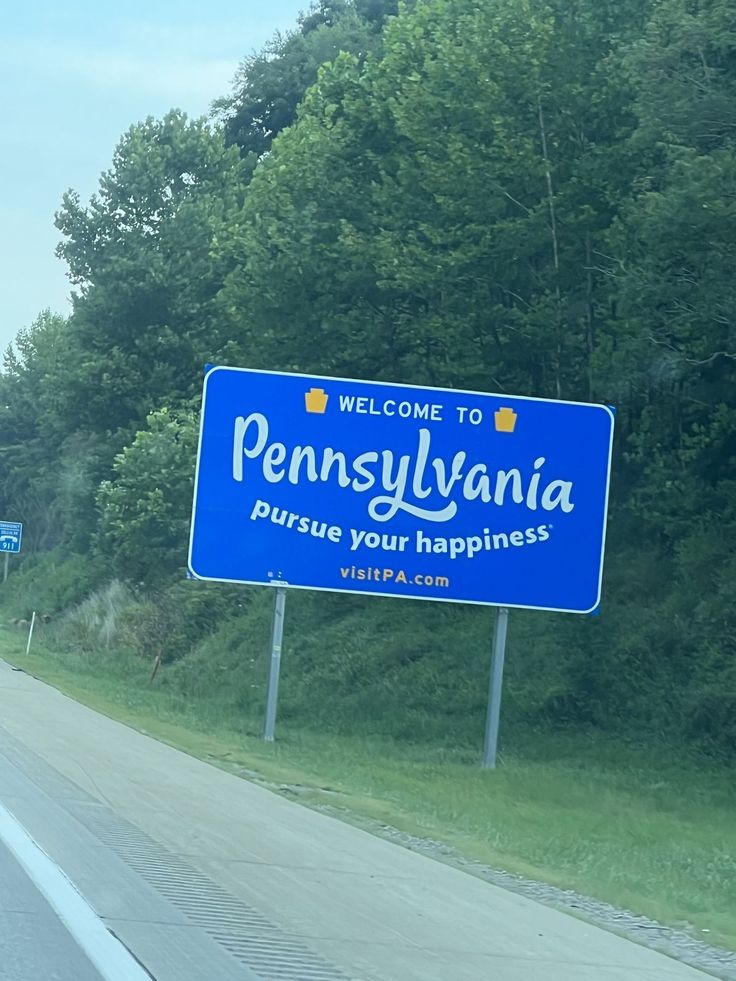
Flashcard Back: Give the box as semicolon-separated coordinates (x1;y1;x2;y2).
0;837;104;981
0;658;720;981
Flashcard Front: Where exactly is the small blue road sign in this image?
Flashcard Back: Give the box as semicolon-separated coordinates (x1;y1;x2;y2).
188;368;614;613
0;521;22;554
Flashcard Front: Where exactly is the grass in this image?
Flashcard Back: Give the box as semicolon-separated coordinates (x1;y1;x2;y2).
1;625;735;952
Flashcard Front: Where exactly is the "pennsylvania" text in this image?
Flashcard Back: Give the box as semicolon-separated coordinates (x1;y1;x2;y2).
234;413;573;523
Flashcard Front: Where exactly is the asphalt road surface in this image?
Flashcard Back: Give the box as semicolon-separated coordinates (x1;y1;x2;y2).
0;658;719;980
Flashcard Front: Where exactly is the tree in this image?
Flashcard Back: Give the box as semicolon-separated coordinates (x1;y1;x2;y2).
218;0;647;401
54;111;245;436
606;0;736;539
625;0;736;153
0;312;81;551
214;0;398;165
96;406;199;581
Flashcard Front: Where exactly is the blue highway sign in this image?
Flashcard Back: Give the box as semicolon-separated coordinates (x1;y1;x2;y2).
0;521;22;554
188;368;614;613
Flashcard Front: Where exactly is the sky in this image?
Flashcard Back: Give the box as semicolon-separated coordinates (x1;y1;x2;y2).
0;0;308;352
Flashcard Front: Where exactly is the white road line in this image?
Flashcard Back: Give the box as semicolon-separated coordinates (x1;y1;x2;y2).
0;800;151;981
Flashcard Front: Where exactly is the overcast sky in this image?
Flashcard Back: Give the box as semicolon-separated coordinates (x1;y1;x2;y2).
0;0;307;351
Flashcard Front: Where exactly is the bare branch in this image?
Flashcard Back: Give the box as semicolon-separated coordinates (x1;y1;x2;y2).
685;350;736;367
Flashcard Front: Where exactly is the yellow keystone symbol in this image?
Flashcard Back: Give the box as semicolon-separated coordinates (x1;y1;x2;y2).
305;387;329;413
494;407;517;433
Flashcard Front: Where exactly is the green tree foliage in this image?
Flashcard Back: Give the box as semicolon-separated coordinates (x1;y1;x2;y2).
611;0;736;531
54;110;245;436
214;0;398;165
96;407;198;582
218;0;657;400
0;312;101;551
1;0;734;756
585;0;736;754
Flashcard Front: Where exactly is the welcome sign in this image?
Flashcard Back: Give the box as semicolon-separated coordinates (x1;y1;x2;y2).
188;367;614;613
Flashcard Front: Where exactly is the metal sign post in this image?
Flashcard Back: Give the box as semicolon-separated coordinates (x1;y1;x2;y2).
483;607;509;769
3;553;7;583
263;582;288;742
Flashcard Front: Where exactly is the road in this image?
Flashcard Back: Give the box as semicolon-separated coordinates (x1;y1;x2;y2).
0;658;719;980
0;837;106;981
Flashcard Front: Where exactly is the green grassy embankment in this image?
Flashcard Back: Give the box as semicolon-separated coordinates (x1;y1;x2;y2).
1;624;734;951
